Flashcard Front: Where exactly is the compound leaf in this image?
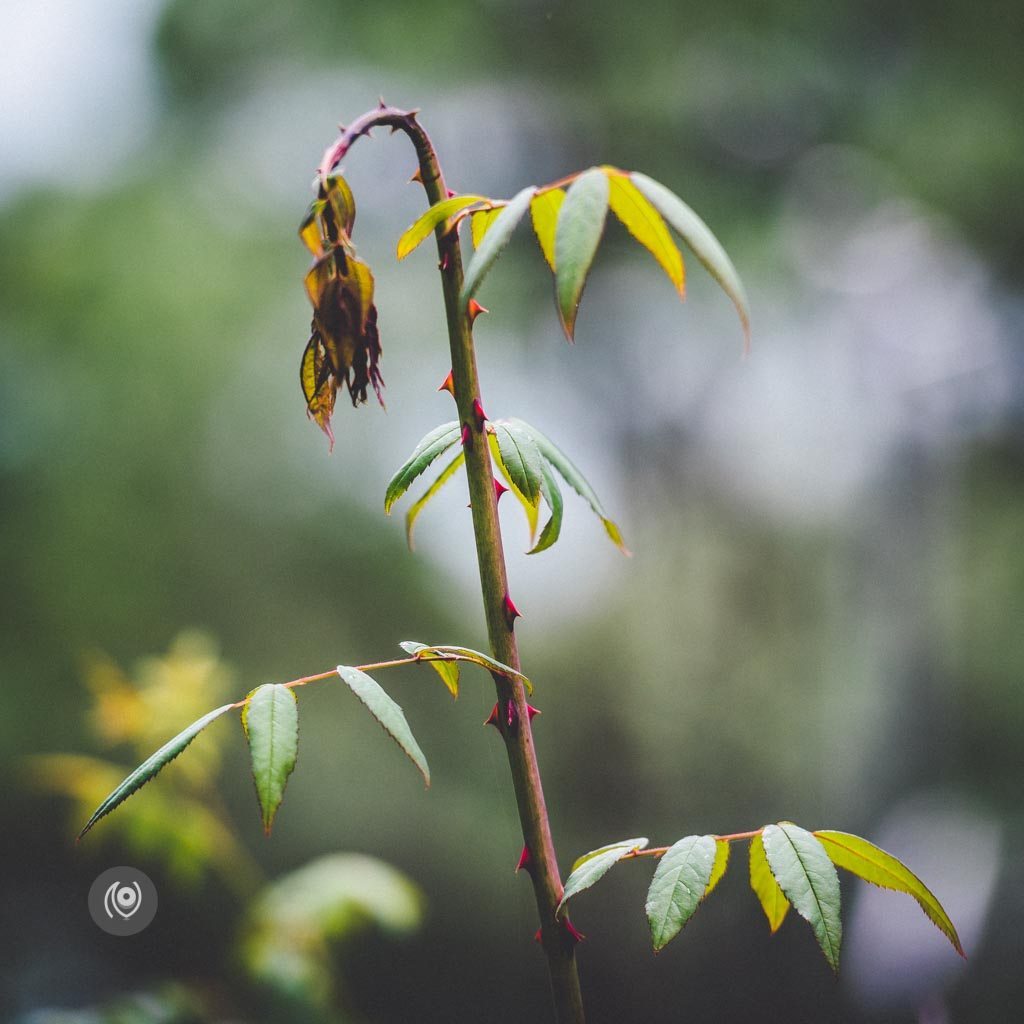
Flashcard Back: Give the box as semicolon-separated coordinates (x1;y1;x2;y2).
814;830;963;956
400;641;531;694
78;702;235;840
397;194;488;260
385;422;461;514
399;641;460;699
336;665;429;786
460;186;537;305
559;838;648;913
605;169;684;296
405;451;466;551
530;188;566;270
749;832;791;932
243;683;299;834
507;418;628;554
646;834;717;950
554;168;609;340
630;172;750;349
762;823;842;971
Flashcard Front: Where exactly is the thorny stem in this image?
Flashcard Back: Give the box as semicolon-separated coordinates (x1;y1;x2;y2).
319;104;586;1024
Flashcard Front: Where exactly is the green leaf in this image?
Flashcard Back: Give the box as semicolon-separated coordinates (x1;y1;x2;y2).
405;451;465;551
490;421;545;541
749;832;791;933
385;422;462;514
646;834;717;950
77;703;235;840
506;418;629;554
630;172;751;349
471;206;505;249
396;194;488;260
336;665;430;785
558;838;648;913
400;641;532;694
706;838;731;896
242;683;299;834
459;186;537;305
814;830;964;957
528;461;564;554
399;640;460;699
530;188;565;270
554;168;610;340
604;169;684;296
762;823;842;971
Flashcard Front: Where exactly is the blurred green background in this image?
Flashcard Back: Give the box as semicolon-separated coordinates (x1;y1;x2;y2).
2;0;1022;1021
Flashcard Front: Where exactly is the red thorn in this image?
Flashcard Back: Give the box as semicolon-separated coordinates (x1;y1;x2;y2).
467;299;489;324
484;703;501;728
471;397;487;429
562;918;586;945
460;423;473;452
409;167;423;184
494;478;509;502
378;95;387;109
534;927;542;944
438;369;455;395
447;188;456;198
526;704;541;721
440;252;450;271
515;845;532;874
503;592;522;630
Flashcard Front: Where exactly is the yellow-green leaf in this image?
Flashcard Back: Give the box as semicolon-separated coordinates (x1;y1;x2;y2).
559;838;648;913
814;830;964;957
554;169;609;341
398;641;459;698
460;186;537;305
471;206;505;249
396;194;488;260
604;169;684;296
749;832;790;933
706;838;731;896
530;188;565;270
630;172;750;350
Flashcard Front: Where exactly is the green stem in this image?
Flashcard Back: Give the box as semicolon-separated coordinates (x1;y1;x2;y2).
320;105;586;1024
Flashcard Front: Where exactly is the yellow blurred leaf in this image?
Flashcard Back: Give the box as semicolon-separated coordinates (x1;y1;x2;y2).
530;188;565;270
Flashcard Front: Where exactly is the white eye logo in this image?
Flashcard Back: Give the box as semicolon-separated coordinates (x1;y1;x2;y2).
104;881;142;920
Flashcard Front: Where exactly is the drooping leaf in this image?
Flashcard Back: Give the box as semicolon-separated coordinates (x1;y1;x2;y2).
528;462;563;554
490;421;545;542
706;838;731;896
630;172;751;349
300;334;336;447
558;838;648;913
242;683;299;834
323;173;356;237
814;830;963;956
78;703;236;840
488;432;539;541
399;642;532;694
384;422;462;514
646;834;717;950
460;186;537;305
336;665;430;785
471;205;505;249
399;641;460;699
749;832;791;933
554;168;610;340
396;194;489;260
605;169;685;296
507;418;629;554
530;188;565;270
762;823;842;971
299;199;328;258
405;451;466;551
